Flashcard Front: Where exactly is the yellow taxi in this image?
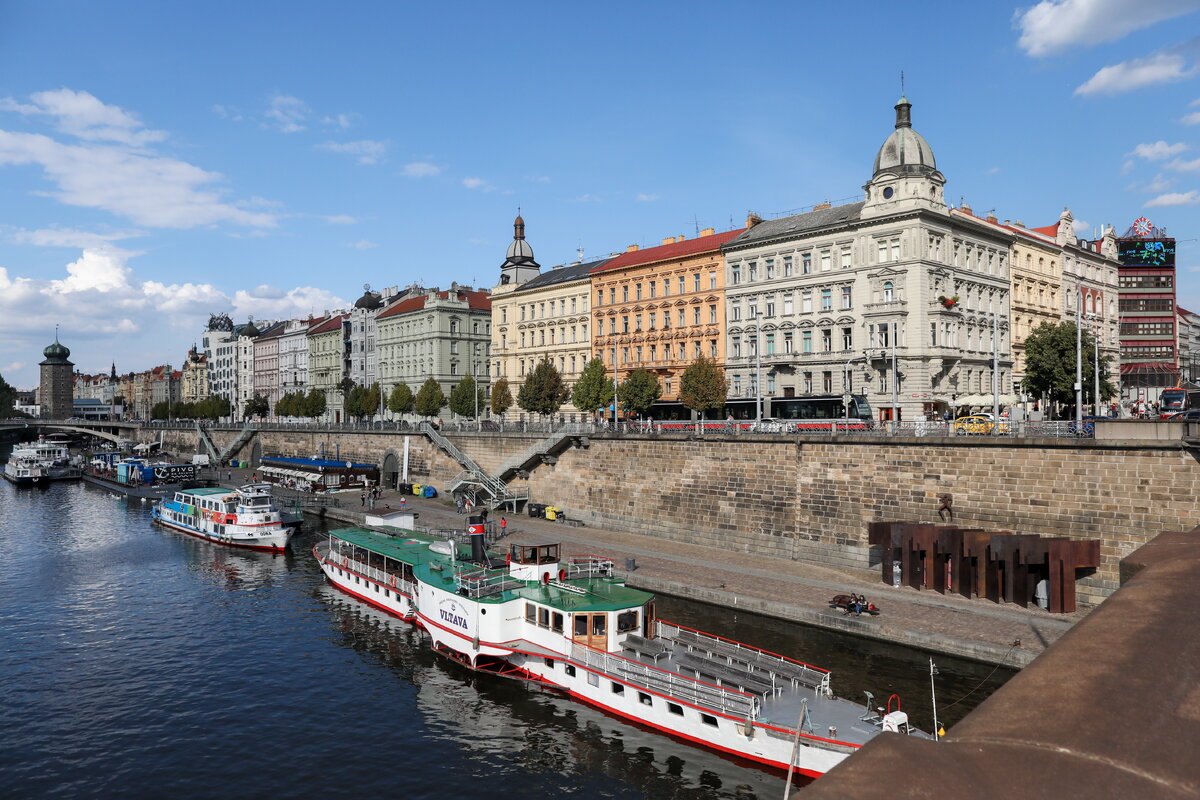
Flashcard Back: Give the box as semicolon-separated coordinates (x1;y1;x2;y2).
953;415;1011;435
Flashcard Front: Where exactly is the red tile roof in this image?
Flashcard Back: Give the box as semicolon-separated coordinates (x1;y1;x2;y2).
308;313;347;335
1031;223;1059;238
591;229;746;274
377;289;491;319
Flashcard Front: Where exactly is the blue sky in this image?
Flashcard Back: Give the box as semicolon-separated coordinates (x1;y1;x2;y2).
1;0;1199;388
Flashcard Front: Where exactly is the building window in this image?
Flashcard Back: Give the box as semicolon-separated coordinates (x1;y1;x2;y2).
649;282;656;299
784;332;794;353
842;327;853;350
802;292;812;313
450;363;458;376
821;289;832;311
609;288;616;304
731;266;741;285
662;279;669;297
693;307;700;325
822;329;832;351
636;284;642;300
732;305;741;322
822;371;833;392
709;305;717;323
766;333;776;355
766;259;776;279
623;286;629;302
820;251;831;271
732;337;741;358
709;271;716;289
840;248;851;269
883;282;894;303
802;331;813;353
765;299;775;317
679;276;686;294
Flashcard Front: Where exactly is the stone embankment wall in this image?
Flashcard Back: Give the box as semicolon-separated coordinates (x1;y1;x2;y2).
139;426;1200;606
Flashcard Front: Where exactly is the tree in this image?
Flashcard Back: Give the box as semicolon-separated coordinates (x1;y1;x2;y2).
363;382;381;419
151;401;171;420
276;391;303;418
619;368;662;417
302;388;327;419
414;377;446;418
449;375;482;418
388;383;414;416
679;357;728;422
1022;321;1116;417
244;394;270;419
518;358;569;417
174;401;195;420
0;373;15;418
491;377;513;416
571;357;613;416
345;384;367;420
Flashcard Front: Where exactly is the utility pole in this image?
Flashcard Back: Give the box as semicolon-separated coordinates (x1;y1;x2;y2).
1075;284;1083;430
890;321;898;425
612;348;619;426
992;304;1000;430
1093;320;1101;417
473;361;480;432
755;310;763;425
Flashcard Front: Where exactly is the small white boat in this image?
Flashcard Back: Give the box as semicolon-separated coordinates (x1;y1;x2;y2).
3;437;82;486
152;484;293;553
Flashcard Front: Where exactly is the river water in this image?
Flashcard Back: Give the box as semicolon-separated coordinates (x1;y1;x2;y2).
0;476;1012;799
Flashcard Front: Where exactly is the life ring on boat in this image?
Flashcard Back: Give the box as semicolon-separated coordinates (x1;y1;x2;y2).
541;572;550;586
558;568;567;582
389;575;397;589
341;556;347;568
887;693;901;714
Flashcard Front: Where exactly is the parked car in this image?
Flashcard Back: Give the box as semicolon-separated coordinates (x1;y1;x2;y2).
954;415;1010;435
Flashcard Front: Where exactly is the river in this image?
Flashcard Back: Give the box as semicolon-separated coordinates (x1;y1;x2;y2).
0;476;1012;799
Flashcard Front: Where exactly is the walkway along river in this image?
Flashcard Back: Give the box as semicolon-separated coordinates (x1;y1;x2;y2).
0;475;1013;798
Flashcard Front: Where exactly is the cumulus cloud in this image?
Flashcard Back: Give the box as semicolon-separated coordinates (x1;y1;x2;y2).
1169;156;1200;171
635;193;659;202
1146;189;1200;206
1131;140;1190;159
1182;107;1200;124
347;239;377;250
321;214;358;225
462;177;494;191
1015;0;1199;57
0;88;167;146
316;139;386;164
402;161;441;177
264;94;310;133
572;193;602;202
0;129;276;229
1075;42;1200;96
231;285;346;320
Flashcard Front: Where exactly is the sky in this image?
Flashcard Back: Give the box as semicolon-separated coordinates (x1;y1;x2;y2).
1;0;1200;389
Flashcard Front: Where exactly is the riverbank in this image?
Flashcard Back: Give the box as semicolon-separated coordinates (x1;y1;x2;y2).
215;464;1075;667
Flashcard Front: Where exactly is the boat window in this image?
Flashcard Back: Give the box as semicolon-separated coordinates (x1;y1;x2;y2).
537;608;550;628
538;545;560;564
668;703;683;716
564;665;576;677
592;615;606;636
543;658;555;669
638;692;652;706
574;615;588;637
616;611;638;633
701;714;718;727
552;612;563;633
525;603;536;623
611;682;624;695
588;672;599;687
384;589;390;598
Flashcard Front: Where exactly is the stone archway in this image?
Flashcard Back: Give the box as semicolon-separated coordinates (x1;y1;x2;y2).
381;449;400;489
250;439;263;468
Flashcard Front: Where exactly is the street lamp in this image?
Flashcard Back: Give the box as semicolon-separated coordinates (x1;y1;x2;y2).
754;309;763;425
472;360;480;432
1075;283;1083;429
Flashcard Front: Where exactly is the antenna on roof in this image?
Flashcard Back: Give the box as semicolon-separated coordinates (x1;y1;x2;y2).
693;214;700;238
900;70;905;95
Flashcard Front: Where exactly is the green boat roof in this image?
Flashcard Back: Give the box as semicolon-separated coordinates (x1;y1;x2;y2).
329;527;652;612
180;487;231;496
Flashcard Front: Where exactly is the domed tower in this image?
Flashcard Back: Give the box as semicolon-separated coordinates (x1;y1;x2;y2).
861;96;946;219
498;213;540;286
39;329;74;419
353;285;384;311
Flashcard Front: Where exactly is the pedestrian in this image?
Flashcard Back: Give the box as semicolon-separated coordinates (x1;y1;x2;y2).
481;507;488;524
360;490;366;507
399;496;406;511
500;516;507;535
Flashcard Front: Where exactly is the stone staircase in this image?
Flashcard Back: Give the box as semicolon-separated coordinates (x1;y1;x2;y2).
420;422;525;509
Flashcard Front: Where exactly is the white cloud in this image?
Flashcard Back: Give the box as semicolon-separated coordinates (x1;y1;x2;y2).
1146;189;1200;206
211;104;243;121
635;193;659;202
0;129;276;228
985;166;1001;175
525;175;551;183
1015;0;1199;57
0;89;167;146
572;193;602;202
1075;44;1200;96
3;361;25;372
1169;156;1200;171
1142;173;1177;192
402;161;441;177
264;94;309;133
10;227;144;249
231;284;346;320
347;239;377;250
322;113;353;129
462;177;494;191
1131;140;1190;159
316;139;386;165
1182;110;1200;124
321;214;358;225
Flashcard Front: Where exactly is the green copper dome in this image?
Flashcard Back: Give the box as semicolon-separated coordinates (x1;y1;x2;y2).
41;335;72;364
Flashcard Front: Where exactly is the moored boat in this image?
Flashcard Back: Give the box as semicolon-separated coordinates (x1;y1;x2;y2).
152;483;293;552
2;437;82;486
314;524;929;778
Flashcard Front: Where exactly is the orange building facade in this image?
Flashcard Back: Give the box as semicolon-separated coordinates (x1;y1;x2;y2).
590;227;743;401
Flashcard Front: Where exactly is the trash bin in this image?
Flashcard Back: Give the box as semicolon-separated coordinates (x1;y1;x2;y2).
412;484;423;495
528;503;545;518
422;485;437;498
398;482;412;495
544;506;560;521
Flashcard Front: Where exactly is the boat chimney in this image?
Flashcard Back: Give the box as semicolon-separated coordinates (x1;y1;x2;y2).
468;514;486;562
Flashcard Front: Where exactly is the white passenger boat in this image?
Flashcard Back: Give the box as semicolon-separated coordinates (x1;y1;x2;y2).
314;527;928;778
2;437;82;486
152;484;294;552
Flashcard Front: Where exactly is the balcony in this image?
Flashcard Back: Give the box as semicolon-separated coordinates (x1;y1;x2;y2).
862;300;908;315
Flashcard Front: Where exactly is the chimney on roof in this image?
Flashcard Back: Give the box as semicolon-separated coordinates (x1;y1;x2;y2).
626;244;640;252
1014;220;1025;228
661;236;675;246
813;201;832;211
960;201;972;216
746;212;763;228
699;227;715;237
986;211;998;223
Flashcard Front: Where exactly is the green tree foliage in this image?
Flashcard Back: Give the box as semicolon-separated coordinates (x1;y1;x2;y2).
0;373;16;417
388;383;414;415
302;388;327;419
151;400;171;420
679;357;728;420
490;377;513;415
344;384;368;420
276;391;304;418
448;375;482;418
571;357;613;415
243;394;270;419
414;377;446;418
618;368;662;417
363;382;381;418
517;358;569;417
1021;322;1116;416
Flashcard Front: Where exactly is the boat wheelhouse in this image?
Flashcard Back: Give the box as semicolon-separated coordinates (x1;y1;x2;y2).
3;437;81;486
314;527;927;778
152;484;293;552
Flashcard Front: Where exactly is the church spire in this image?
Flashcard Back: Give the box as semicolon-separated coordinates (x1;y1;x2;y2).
894;95;912;129
514;212;525;240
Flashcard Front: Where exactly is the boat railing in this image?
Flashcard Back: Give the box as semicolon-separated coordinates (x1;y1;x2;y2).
454;564;524;599
570;641;760;720
319;542;417;596
566;555;614;579
657;620;832;696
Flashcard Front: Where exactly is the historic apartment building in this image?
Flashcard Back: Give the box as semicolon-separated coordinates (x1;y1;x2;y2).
376;285;492;407
236;319;261;414
1117;219;1179;397
591;228;739;402
307;313;349;423
181;347;209;402
251;321;286;416
722;96;1014;421
490;215;604;412
277;316;323;409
